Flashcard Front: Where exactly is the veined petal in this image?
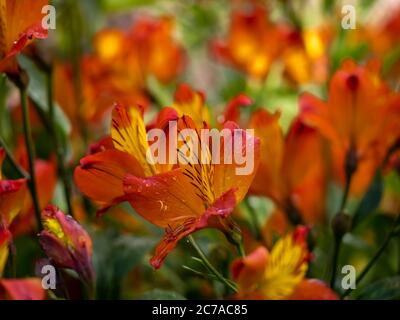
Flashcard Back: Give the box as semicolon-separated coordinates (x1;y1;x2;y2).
111;104;157;176
123;169;205;228
74;149;145;209
213;121;260;203
150;188;237;269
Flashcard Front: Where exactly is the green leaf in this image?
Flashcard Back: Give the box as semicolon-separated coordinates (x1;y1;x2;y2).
356;277;400;300
92;230;156;299
17;55;71;140
138;289;186;300
100;0;155;11
352;171;383;229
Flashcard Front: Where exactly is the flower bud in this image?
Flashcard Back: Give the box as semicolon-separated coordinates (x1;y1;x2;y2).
38;205;95;287
331;211;352;238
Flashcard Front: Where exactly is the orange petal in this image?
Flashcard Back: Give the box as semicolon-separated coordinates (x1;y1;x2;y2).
221;94;253;125
150;188;237;269
299;92;339;147
261;227;310;299
111;103;158;176
0;178;27;225
0;0;48;73
172;84;209;126
74;149;145;209
213;121;261;203
231;246;269;294
0;224;11;276
0;278;46;300
289;279;338;300
283;119;326;224
248;109;285;203
122;169;205;228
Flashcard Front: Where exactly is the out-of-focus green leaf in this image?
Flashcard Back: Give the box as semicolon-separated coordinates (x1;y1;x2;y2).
17;55;71;146
138;289;186;300
100;0;155;11
0;74;11;139
356;277;400;300
92;230;156;299
179;3;218;48
352;171;383;229
330;28;369;74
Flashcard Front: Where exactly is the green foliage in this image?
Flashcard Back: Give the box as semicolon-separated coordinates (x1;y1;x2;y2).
356;277;400;300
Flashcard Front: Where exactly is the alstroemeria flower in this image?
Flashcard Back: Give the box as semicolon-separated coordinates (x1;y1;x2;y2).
366;6;400;57
282;27;331;85
170;84;210;127
231;226;337;300
0;148;27;275
75;103;260;269
0;148;27;226
0;0;48;74
38;205;95;286
211;4;286;80
300;60;400;195
55;15;185;135
231;107;326;229
0;278;45;300
0;223;11;276
7;141;57;236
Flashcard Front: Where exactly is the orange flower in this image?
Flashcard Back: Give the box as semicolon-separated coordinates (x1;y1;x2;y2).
0;0;48;74
232;226;337;300
211;3;286;79
0;148;27;275
367;7;400;56
128;15;186;84
38;205;95;286
8;141;57;236
75;103;260;269
0;223;11;276
249;110;326;226
299;60;400;195
0;148;27;226
0;278;45;300
55;15;185;133
282;27;331;85
170;83;210;127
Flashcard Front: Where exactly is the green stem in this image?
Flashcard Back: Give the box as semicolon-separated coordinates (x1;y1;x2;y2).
69;0;87;147
0;136;29;179
330;234;343;288
188;235;237;293
238;241;246;258
341;214;400;299
46;66;74;217
330;170;353;288
19;85;43;230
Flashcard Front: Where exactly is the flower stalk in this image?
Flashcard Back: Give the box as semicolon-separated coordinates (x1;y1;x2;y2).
18;79;42;230
188;235;237;293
